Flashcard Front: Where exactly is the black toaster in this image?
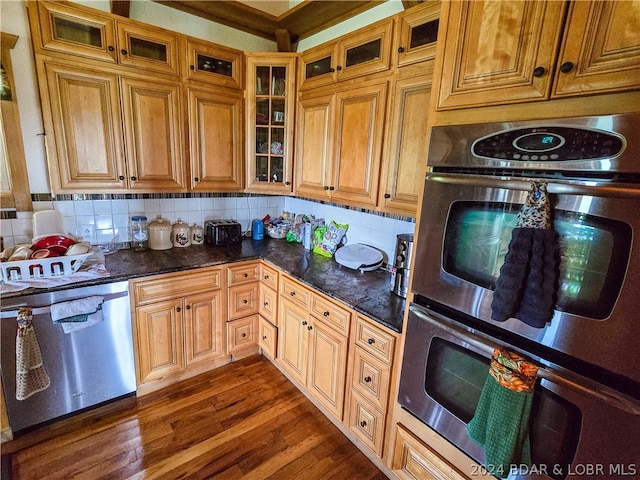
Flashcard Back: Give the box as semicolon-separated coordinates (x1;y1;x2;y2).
204;219;243;246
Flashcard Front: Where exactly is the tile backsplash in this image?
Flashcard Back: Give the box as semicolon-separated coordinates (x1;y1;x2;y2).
2;194;414;265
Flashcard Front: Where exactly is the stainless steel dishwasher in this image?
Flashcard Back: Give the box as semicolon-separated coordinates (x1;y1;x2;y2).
0;281;136;433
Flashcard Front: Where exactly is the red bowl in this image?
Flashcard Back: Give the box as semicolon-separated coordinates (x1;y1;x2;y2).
32;235;76;251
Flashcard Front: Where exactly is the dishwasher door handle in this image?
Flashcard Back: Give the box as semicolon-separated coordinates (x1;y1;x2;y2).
0;291;128;319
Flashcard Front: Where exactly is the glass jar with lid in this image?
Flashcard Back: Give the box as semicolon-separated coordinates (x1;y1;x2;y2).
130;215;148;251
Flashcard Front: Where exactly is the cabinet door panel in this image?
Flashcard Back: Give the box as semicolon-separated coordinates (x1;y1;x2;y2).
116;22;179;75
259;285;278;326
331;82;387;207
258;316;277;359
43;61;126;191
120;77;185;191
188;87;243;191
136;299;183;384
553;1;640;97
228;283;259;320
381;74;432;215
184;290;224;366
437;0;565;109
277;299;308;384
307;320;348;420
294;93;335;200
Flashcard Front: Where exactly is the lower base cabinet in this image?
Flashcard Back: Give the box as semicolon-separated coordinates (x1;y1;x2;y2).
258;315;277;359
227;314;258;357
392;424;466;480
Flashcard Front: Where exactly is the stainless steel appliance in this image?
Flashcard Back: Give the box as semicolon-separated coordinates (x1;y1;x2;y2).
204;219;243;246
0;281;136;432
399;113;640;479
390;233;413;298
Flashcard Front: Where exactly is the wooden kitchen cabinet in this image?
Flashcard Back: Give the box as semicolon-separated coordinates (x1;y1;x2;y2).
395;1;440;67
226;262;261;357
187;86;244;192
258;263;279;358
185;37;244;89
131;267;225;394
295;81;388;208
227;315;258;355
32;1;180;76
277;275;350;420
38;59;185;193
298;18;393;90
245;54;297;194
379;71;433;216
436;0;640;110
258;316;278;359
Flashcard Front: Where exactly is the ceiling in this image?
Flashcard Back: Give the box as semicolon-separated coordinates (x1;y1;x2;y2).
132;0;420;51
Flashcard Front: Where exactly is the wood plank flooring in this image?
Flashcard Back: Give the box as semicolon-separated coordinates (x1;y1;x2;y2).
1;354;388;480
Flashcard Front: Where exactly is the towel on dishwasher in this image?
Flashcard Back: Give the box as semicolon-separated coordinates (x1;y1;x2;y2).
51;296;104;334
16;307;51;400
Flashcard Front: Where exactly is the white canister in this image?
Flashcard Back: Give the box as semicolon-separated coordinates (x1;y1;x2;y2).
191;224;204;245
148;216;173;250
172;220;191;247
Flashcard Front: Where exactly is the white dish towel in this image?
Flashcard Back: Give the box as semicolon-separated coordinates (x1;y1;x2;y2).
50;296;104;334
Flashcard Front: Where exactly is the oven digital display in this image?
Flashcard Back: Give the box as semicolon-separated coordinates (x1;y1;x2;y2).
514;133;564;152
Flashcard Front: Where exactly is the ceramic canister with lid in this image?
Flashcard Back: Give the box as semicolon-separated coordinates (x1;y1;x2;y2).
191;224;204;245
172;220;191;247
148;216;173;250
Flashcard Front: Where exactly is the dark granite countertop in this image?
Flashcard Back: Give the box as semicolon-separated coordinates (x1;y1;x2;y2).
2;238;405;333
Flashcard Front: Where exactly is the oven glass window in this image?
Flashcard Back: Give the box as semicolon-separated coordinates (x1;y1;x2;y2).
443;201;632;319
426;338;581;480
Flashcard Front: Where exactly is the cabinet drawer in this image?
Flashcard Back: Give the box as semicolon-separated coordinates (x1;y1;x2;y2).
280;276;311;309
227;315;258;353
351;346;391;412
348;391;385;457
228;283;259;320
258;316;277;359
392;424;467;480
310;293;350;336
259;263;279;291
259;284;278;325
354;315;395;364
228;262;260;286
133;268;222;305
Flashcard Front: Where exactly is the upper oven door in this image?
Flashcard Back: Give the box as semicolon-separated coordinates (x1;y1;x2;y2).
412;173;640;386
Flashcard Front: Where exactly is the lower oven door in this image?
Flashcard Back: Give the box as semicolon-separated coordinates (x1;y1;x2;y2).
398;304;640;480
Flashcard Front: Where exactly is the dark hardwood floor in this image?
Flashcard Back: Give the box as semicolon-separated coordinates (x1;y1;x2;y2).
1;354;388;480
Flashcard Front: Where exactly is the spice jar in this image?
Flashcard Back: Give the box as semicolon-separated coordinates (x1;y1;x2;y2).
191;224;204;245
172;220;191;247
130;215;148;251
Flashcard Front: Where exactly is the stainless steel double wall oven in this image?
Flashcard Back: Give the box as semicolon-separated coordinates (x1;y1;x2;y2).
399;113;640;480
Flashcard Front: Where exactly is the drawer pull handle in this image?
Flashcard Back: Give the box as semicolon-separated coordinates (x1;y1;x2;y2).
264;275;269;279
360;420;367;427
242;333;247;337
364;376;372;383
243;273;248;277
323;311;330;317
243;299;248;304
367;338;375;345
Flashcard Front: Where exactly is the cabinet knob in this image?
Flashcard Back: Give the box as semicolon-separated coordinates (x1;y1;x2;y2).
290;291;296;296
264;274;269;279
108;46;115;52
323;311;330;317
190;65;195;70
302;321;308;326
560;61;575;74
329;67;335;73
307;325;313;331
336;65;342;71
364;376;372;383
242;333;247;338
533;66;546;78
262;335;267;340
264;301;269;307
130;176;137;181
367;338;375;345
285;181;291;186
243;299;248;304
121;49;128;56
176;307;181;312
324;186;330;190
397;46;405;53
194;177;199;182
185;305;191;310
119;175;125;181
384;193;391;199
360;420;367;428
329;186;335;191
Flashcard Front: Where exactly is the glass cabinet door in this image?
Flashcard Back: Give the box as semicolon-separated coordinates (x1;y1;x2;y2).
116;23;179;75
186;38;244;89
299;42;337;90
36;1;117;63
246;55;296;193
397;0;441;67
335;19;393;81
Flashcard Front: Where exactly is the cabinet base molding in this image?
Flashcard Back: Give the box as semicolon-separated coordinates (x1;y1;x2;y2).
136;354;232;396
229;345;260;361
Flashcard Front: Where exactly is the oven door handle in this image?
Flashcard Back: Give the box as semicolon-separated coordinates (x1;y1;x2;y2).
426;172;640;198
410;304;640;416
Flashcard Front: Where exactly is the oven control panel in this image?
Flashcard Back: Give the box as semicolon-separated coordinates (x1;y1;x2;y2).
472;126;625;162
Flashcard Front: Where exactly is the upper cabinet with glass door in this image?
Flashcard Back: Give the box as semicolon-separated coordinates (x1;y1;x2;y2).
246;54;297;194
30;1;179;76
185;37;244;89
299;18;393;90
396;0;440;67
